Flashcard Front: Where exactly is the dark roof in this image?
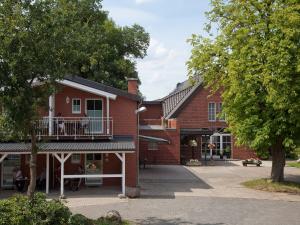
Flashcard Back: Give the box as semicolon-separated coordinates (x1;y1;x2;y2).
65;76;141;101
0;136;135;153
162;78;203;119
142;78;203;119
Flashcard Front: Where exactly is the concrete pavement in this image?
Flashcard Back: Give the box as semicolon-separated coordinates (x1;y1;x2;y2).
66;161;300;225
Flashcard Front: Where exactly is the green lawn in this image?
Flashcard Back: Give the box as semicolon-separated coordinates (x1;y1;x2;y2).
287;162;300;168
242;178;300;194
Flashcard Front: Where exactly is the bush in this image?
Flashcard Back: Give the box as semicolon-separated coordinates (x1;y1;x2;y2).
0;193;126;225
69;214;94;225
0;193;71;225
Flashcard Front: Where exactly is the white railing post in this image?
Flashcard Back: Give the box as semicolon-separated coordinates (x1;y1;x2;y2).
49;95;55;136
107;97;110;135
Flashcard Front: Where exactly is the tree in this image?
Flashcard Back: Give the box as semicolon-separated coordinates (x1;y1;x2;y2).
0;0;149;198
188;0;300;182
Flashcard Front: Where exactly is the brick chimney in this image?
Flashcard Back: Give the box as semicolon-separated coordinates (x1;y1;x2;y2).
127;78;139;95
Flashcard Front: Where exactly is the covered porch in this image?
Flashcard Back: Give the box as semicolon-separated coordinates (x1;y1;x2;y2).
0;137;135;198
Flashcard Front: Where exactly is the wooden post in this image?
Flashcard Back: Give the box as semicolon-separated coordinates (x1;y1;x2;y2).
122;153;126;195
60;153;64;198
46;153;49;194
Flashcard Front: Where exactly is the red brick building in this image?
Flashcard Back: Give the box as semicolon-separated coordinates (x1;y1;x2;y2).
0;76;141;197
139;79;256;165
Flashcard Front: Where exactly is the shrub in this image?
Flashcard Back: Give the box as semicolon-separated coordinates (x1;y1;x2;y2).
0;193;126;225
69;214;94;225
0;193;71;225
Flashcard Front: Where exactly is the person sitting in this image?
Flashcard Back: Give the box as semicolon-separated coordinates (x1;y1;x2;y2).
36;169;46;190
56;113;67;135
71;165;84;191
13;167;25;192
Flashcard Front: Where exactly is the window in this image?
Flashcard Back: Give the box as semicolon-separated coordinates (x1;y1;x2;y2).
148;142;158;151
208;102;216;121
217;103;225;121
72;99;81;114
71;154;81;164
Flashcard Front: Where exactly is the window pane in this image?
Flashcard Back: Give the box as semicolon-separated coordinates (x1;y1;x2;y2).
72;99;81;113
94;100;102;110
208;103;216;121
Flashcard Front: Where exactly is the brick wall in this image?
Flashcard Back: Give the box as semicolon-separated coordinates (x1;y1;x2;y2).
140;129;180;164
177;87;226;129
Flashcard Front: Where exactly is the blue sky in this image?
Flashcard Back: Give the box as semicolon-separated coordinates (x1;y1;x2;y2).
102;0;211;100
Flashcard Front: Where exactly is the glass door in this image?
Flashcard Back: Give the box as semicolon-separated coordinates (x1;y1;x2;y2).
85;154;103;186
86;99;103;134
1;155;21;188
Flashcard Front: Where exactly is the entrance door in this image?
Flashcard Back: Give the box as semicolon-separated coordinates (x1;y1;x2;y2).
86;99;103;134
1;155;21;188
85;153;103;186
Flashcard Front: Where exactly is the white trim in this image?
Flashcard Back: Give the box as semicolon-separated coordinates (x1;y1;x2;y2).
85;98;104;134
64;174;122;179
0;154;7;163
115;153;123;162
49;95;55;135
60;154;64;197
106;97;110;134
57;80;117;100
72;98;81;114
0;151;135;155
122;153;126;195
46;153;49;194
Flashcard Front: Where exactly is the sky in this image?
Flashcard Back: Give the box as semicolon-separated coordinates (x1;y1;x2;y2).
102;0;211;100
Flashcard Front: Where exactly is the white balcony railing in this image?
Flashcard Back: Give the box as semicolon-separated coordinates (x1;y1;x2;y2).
36;117;113;139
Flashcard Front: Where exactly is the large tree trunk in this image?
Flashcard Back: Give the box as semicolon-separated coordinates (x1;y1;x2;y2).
271;138;285;182
27;131;38;199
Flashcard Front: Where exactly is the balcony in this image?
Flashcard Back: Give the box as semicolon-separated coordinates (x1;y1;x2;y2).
36;117;113;140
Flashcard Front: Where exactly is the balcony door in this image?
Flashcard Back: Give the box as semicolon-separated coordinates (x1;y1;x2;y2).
86;99;103;134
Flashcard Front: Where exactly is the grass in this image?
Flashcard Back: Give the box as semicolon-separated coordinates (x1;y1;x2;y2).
287;162;300;168
242;178;300;194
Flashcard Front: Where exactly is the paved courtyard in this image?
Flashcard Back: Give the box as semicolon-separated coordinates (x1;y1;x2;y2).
67;161;300;225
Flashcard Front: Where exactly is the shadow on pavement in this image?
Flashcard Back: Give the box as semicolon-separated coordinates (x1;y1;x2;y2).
135;217;224;225
140;165;212;199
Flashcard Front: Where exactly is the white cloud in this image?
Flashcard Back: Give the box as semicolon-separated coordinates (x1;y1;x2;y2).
138;38;188;100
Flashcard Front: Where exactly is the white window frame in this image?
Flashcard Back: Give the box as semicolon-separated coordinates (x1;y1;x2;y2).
208;102;216;122
71;154;81;164
148;142;158;151
72;98;81;114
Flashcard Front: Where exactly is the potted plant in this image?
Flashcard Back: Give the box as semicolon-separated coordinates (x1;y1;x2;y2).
224;146;231;159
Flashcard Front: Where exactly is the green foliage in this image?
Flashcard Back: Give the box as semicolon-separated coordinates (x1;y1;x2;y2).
69;214;94;225
0;193;129;225
0;0;149;139
188;0;300;152
256;150;270;160
0;193;71;225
